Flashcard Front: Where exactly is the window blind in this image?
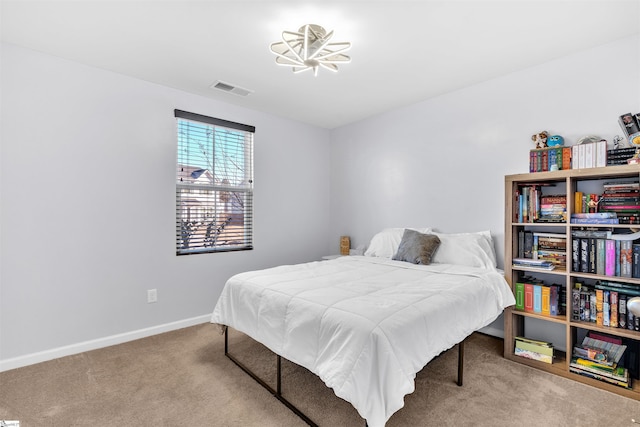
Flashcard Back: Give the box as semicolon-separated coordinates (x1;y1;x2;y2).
175;109;254;255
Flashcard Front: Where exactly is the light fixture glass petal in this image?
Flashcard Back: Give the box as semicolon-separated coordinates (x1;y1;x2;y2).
269;24;351;76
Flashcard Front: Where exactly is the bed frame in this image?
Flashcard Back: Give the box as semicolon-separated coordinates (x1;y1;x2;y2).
224;327;465;426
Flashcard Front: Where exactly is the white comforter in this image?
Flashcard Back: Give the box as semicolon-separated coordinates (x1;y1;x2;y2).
210;256;515;427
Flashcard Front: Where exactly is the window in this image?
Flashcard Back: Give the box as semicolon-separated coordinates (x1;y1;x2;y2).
175;109;254;255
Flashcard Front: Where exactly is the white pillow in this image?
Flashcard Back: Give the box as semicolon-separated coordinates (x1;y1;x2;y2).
431;230;497;269
364;227;433;258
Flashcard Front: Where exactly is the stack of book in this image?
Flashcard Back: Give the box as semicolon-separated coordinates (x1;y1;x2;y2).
514;336;554;364
570;212;619;225
533;232;567;270
598;180;640;224
513;258;555;270
569;333;630;389
607;147;638;166
538;194;567;222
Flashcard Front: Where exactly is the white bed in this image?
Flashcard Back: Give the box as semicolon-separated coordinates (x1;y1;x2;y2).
211;229;515;427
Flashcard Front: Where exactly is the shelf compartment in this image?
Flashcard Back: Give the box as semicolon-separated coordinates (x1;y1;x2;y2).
507;349;567;375
511;309;567;324
570;320;640;341
512;266;567;276
567;369;640;399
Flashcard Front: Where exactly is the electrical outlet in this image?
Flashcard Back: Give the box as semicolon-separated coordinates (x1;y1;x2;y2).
147;289;158;303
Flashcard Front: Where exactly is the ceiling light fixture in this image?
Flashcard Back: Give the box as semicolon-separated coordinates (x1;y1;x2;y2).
270;24;351;76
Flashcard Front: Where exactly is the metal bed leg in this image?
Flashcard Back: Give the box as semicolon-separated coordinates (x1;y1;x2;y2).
224;328;318;427
457;339;464;387
224;328;466;426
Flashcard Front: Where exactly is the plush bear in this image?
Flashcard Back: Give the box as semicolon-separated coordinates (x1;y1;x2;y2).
532;131;549;149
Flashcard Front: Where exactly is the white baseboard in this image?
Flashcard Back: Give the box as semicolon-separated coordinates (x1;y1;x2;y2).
0;314;211;372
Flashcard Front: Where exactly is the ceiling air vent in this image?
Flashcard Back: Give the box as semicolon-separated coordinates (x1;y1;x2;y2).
210;80;253;97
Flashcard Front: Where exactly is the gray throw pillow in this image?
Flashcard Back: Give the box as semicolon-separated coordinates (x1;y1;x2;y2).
392;229;441;265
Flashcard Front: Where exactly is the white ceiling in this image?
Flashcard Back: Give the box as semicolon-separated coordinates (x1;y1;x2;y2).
2;1;639;129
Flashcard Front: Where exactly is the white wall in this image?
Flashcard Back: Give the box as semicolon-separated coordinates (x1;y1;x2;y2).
329;35;640;266
2;35;638;369
328;35;639;337
0;43;332;367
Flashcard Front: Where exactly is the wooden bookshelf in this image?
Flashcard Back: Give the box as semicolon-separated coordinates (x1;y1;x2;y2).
504;164;640;400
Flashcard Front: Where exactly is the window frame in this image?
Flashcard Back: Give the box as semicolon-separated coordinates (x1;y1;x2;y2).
174;109;255;255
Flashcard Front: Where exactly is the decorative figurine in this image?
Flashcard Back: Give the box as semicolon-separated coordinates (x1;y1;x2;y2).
613;134;628;149
547;135;564;147
531;131;549;149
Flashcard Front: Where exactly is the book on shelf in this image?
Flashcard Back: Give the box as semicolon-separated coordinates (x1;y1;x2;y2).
571;212;617;219
514;184;565;223
514;336;553;364
570;212;619;224
513;258;555;270
599;180;640;220
515;278;563;315
570;233;640;278
569;364;631;389
607;147;638;166
517;230;534;258
515;282;525;310
570;140;607;169
529;147;571;173
571;357;629;381
573;281;640;330
571;333;631;388
572;283;581;321
620;240;633;278
524;283;534;311
533;284;542;313
579;335;627;367
570;218;619;224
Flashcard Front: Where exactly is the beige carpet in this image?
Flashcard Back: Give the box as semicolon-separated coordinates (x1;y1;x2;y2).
1;324;639;426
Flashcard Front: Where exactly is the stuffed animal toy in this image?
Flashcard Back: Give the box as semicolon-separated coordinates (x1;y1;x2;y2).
547;135;564;147
532;131;549;149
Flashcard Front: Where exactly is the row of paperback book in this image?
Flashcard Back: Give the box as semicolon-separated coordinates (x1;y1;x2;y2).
529;146;572;173
528;140;609;173
571;281;638;330
514;278;566;316
571;228;640;278
514;336;554;364
514;185;567;223
570;332;630;389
